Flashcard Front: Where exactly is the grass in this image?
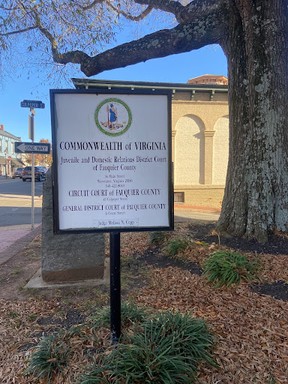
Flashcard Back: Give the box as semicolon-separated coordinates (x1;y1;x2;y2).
164;237;190;257
80;310;216;384
27;334;71;382
11;268;22;276
149;231;170;246
27;303;216;384
90;301;149;329
203;250;258;287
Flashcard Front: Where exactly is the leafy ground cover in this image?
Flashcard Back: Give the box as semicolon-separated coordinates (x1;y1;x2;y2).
0;221;287;383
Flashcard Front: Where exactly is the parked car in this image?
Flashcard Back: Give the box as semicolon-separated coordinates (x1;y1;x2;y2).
12;167;24;179
22;166;46;182
38;166;48;174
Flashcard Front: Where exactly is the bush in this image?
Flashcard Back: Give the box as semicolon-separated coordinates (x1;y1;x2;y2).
81;311;216;384
149;231;169;246
91;301;148;329
28;307;217;384
203;250;258;287
164;238;190;257
27;334;71;381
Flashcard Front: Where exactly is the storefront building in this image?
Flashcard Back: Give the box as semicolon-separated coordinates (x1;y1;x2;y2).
0;124;23;177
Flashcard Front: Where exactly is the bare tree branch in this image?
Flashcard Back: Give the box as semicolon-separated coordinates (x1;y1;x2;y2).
33;13;90;64
135;0;185;22
77;0;105;11
79;11;227;76
28;0;226;76
76;0;153;21
0;0;227;78
135;0;227;23
108;3;154;21
184;0;228;19
0;25;38;36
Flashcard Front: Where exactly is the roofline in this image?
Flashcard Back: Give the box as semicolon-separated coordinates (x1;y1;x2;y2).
71;78;228;93
0;130;21;140
188;74;228;80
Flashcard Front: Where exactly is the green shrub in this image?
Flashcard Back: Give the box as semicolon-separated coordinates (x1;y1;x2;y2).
203;250;258;287
27;334;71;382
91;301;148;329
149;231;169;246
81;311;216;384
164;238;190;257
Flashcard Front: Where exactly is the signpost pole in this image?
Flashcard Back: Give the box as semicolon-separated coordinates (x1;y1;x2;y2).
20;99;45;231
110;232;121;344
30;108;35;230
31;152;35;230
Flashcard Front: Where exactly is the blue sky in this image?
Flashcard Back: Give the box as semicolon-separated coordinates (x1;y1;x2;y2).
0;44;227;144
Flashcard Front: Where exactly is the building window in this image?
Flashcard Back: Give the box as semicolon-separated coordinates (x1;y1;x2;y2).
174;192;185;203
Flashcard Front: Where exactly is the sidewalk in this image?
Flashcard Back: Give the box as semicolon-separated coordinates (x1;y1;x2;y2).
0;224;42;265
174;204;220;223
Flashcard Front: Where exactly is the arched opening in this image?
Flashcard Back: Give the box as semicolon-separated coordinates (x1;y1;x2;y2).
174;115;205;185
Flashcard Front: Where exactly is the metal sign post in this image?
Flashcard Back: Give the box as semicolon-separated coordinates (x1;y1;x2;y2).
31;155;35;229
30;108;35;230
21;100;45;230
110;232;121;343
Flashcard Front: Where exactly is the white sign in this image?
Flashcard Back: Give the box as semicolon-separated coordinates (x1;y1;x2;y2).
51;90;173;232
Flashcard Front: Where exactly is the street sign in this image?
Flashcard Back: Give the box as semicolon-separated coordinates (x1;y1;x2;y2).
21;100;45;109
15;142;50;154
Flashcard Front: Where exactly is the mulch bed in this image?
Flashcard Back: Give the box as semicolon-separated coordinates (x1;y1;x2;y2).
133;223;288;302
0;221;287;383
250;280;288;302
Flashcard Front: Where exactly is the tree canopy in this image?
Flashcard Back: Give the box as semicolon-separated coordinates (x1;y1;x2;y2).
0;1;227;75
0;0;162;78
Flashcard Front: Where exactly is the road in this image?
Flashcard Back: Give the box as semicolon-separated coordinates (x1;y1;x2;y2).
0;176;43;226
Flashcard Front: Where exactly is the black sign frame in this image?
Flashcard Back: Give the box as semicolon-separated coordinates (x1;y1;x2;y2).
50;88;174;235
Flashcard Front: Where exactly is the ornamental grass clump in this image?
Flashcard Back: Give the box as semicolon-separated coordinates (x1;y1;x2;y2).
149;231;169;246
27;334;71;382
203;250;258;287
91;301;148;329
81;311;217;384
164;237;190;257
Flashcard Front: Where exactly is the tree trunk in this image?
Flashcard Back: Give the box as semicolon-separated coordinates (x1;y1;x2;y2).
218;0;288;242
